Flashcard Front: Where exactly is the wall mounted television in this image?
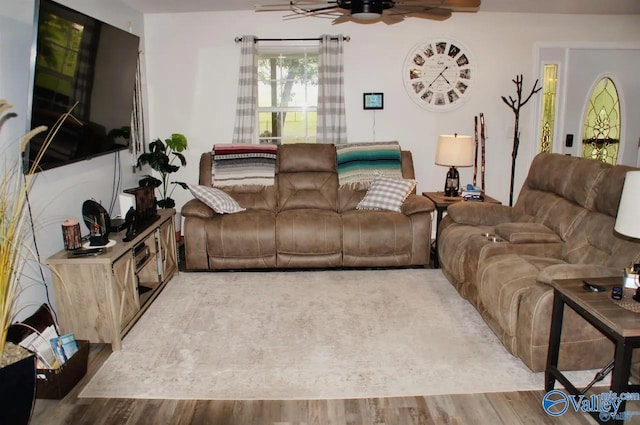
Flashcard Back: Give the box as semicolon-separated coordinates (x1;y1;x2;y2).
25;0;140;172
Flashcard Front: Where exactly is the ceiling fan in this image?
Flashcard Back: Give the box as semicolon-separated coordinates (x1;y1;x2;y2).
255;0;481;25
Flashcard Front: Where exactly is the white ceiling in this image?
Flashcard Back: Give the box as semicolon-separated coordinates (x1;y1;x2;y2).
117;0;640;15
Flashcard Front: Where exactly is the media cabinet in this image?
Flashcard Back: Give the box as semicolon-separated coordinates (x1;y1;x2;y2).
47;209;178;350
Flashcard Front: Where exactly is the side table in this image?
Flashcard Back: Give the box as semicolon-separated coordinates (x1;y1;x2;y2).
422;191;501;268
545;277;640;424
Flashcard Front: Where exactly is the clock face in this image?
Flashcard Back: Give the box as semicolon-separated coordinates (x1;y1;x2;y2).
403;39;473;111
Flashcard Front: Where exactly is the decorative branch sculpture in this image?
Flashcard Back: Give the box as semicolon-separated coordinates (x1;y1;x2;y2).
501;74;541;206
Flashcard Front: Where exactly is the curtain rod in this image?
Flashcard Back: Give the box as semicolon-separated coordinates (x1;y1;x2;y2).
234;35;350;43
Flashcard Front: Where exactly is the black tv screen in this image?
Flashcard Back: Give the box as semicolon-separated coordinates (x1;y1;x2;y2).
26;0;140;172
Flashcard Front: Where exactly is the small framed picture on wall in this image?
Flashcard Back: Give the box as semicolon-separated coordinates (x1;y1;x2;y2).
363;93;384;110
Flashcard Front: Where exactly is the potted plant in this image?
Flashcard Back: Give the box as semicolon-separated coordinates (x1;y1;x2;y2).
137;133;188;209
0;100;71;424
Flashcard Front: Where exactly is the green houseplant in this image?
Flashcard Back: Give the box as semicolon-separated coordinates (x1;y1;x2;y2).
0;99;72;424
137;133;188;209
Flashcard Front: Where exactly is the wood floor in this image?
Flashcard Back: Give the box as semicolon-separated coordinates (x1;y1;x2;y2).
29;343;601;425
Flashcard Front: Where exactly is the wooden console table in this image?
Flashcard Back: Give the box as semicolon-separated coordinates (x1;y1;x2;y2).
422;191;501;268
47;209;178;350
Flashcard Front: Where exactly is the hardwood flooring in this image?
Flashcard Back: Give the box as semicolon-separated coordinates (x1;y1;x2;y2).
29;343;602;425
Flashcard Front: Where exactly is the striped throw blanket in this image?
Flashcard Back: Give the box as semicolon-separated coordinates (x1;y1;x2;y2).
336;141;403;188
212;144;278;186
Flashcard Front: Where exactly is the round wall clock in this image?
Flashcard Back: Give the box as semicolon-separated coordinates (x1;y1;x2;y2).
403;38;473;112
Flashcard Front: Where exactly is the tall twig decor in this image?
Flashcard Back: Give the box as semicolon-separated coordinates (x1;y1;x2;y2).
501;74;541;206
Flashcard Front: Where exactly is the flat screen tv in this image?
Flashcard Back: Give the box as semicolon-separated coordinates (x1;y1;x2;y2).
26;0;140;172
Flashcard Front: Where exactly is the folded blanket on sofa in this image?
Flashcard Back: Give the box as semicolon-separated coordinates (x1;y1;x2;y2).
336;141;403;188
212;144;277;186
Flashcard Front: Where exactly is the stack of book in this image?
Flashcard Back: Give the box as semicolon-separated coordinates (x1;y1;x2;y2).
18;326;79;369
462;186;484;202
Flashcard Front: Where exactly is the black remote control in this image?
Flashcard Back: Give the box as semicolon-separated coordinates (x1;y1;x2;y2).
582;280;606;293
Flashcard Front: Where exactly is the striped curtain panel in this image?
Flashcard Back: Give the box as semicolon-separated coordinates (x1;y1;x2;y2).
232;35;259;144
317;35;347;145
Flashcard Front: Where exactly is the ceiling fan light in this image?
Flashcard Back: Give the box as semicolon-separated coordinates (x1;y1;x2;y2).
351;1;383;20
351;11;381;20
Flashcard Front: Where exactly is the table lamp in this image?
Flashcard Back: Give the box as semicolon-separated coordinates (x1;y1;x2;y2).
435;134;475;197
614;170;640;289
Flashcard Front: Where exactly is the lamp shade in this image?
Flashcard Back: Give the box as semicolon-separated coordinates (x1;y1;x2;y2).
614;170;640;239
435;134;475;167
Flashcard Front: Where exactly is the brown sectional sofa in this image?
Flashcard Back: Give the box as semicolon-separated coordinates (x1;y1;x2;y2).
181;143;435;270
438;152;640;372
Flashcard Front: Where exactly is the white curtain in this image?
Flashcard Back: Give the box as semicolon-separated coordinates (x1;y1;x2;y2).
316;34;347;145
232;35;259;144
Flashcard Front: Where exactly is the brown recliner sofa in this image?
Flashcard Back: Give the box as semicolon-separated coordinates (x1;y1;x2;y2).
438;152;640;372
181;143;435;270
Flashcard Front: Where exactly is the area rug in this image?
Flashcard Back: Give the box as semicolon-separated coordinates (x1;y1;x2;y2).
80;269;597;400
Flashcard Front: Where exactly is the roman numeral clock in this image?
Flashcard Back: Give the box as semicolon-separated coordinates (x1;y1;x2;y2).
403;38;473;111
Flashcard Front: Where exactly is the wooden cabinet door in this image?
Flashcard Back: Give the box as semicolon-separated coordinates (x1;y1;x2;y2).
157;218;177;282
112;253;139;330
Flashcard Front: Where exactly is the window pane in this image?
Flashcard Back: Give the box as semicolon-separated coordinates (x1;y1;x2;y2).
539;64;558;153
257;48;318;144
581;77;620;164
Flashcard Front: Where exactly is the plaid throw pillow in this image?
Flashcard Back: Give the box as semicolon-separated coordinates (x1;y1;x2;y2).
187;184;245;214
356;175;416;212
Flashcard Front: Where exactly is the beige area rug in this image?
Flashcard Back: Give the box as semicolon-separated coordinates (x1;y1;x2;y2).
80;269;598;400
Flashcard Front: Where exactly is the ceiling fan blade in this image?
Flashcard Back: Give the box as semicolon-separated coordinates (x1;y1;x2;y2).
331;14;354;24
381;12;406;24
255;4;292;12
396;0;480;12
410;8;453;20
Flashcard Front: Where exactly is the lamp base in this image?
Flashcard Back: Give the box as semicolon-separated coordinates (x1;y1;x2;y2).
444;166;460;197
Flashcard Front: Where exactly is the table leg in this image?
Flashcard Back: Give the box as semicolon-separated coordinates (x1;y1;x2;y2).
433;207;445;268
545;290;564;391
605;341;634;424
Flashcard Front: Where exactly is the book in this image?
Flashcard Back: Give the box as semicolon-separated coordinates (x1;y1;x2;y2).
49;333;79;365
19;324;60;369
59;333;79;359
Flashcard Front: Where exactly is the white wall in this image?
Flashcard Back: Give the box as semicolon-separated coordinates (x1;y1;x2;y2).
143;11;640;212
0;0;145;320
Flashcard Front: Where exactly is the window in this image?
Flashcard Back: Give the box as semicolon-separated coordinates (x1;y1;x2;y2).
582;77;621;164
257;45;318;145
538;64;558;153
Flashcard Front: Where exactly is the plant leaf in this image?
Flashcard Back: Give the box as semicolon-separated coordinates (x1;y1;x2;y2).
166;133;188;152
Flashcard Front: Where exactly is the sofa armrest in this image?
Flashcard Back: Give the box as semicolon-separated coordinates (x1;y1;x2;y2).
401;194;435;215
537;263;623;286
446;202;515;226
181;198;217;219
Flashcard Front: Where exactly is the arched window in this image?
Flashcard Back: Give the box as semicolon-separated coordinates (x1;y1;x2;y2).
581;77;621;164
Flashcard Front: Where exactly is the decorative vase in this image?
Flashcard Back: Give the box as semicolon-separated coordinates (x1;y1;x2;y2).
0;343;36;425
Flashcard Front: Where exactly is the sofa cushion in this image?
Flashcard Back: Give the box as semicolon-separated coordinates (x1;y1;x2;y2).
356;175;416;213
276;209;342;267
204;210;276;261
494;222;561;244
521;153;609;209
342;210;412;266
446;202;514;226
277;144;338;212
187;184;245;214
278;172;339;212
